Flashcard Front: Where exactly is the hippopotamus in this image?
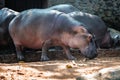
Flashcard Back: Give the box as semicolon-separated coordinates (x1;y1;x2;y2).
0;8;19;49
48;4;79;13
9;9;97;61
68;12;112;48
48;4;119;48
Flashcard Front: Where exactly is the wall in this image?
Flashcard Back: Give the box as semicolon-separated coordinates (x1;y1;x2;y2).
5;0;48;11
48;0;120;31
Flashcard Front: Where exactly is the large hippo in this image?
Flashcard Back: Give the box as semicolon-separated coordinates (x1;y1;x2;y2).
9;9;97;61
48;4;119;48
68;12;112;48
0;8;19;49
48;4;79;13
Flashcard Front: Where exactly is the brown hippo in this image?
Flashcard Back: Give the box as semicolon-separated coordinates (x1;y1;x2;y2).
9;9;97;61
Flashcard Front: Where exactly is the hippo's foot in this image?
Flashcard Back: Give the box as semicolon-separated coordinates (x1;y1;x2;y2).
41;55;50;61
67;55;76;60
17;55;25;61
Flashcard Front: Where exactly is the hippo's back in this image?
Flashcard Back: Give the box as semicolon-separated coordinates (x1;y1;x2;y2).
9;9;62;34
9;9;63;48
48;4;79;13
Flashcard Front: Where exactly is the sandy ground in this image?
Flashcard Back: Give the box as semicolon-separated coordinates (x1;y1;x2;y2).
0;49;120;80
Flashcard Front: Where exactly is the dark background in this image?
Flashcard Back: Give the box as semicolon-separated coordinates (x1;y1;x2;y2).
5;0;48;11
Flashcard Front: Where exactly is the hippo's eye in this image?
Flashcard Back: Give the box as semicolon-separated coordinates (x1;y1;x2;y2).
72;31;78;34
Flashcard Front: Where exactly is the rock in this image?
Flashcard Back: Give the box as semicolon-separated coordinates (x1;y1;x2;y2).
76;66;120;80
76;73;101;80
109;28;120;38
99;66;120;80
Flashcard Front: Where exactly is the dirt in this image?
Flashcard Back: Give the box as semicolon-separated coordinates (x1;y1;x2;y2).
0;49;120;80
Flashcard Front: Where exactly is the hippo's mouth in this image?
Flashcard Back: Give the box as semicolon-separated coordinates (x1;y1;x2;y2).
79;40;98;59
80;48;97;59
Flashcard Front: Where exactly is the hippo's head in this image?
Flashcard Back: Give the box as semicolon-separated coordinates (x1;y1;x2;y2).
79;35;97;59
69;26;97;59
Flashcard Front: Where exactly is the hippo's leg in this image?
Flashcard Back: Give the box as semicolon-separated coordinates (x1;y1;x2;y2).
15;45;24;61
41;40;51;61
62;46;76;60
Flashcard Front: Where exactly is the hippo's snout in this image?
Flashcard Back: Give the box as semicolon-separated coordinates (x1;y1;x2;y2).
80;41;98;59
84;48;97;59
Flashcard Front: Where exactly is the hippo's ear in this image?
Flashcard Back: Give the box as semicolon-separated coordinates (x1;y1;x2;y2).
78;27;87;33
87;34;92;41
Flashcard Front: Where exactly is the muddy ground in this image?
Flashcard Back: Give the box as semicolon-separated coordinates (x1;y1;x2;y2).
0;49;120;80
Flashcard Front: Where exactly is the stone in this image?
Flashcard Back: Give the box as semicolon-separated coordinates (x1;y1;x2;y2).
99;66;120;80
76;66;120;80
76;73;101;80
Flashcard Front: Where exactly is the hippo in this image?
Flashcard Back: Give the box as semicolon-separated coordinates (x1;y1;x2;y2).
48;4;119;48
68;11;113;48
48;4;79;13
9;9;97;61
0;8;19;49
